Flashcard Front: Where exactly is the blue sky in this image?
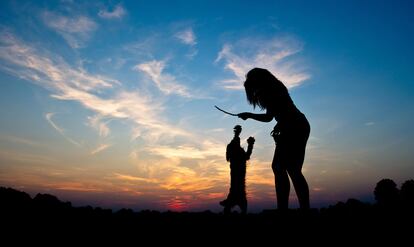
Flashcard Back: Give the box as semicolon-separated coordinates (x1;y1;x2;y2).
0;0;413;211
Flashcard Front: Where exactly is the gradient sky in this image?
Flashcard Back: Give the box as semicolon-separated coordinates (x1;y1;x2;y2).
0;0;413;212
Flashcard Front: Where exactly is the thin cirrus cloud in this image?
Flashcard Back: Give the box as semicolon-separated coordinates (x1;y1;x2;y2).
175;28;198;59
135;60;194;98
45;112;82;147
0;31;190;144
90;143;111;155
0;149;58;165
175;28;197;46
1;135;41;147
98;4;126;19
42;11;97;49
113;173;158;184
87;115;111;137
0;31;116;92
146;140;224;160
215;36;310;90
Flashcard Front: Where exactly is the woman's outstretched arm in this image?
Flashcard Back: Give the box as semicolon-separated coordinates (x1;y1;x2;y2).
237;112;273;122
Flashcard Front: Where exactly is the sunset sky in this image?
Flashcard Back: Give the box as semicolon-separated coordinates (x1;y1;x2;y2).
0;0;413;212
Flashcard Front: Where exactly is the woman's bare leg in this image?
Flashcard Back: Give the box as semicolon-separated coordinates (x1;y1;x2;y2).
272;150;290;210
288;168;309;209
275;169;290;210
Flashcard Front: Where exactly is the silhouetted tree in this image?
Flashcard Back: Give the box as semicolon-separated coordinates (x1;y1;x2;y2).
400;179;414;208
0;187;31;212
374;178;399;208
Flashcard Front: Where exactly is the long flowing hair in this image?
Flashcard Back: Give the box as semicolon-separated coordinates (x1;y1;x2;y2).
244;68;288;110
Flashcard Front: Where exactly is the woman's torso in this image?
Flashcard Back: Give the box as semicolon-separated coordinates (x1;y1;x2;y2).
268;93;310;135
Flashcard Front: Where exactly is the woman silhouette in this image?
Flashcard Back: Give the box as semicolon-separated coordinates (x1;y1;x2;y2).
237;68;310;210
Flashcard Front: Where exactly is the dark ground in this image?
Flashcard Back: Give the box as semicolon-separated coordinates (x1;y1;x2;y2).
1;186;412;244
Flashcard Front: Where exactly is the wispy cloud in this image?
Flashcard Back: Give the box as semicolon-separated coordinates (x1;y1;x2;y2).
135;59;193;98
56;184;103;192
87;115;111;137
0;31;117;92
45;113;64;133
90;143;111;155
98;4;126;19
0;150;58;165
215;36;310;90
123;35;160;59
114;159;223;193
160;166;218;192
0;32;190;144
42;11;97;48
51;88;191;142
185;49;198;59
147;140;223;159
175;28;198;59
1;135;41;147
175;28;197;46
113;173;158;183
45;112;82;146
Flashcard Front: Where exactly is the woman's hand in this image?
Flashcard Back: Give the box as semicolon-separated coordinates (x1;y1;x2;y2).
238;112;251;120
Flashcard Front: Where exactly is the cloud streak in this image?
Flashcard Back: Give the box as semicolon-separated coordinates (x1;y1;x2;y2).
42;11;97;49
175;28;197;46
87;115;111;137
0;31;117;92
45;112;82;146
0;135;41;147
90;143;111;155
98;4;126;19
146;140;224;159
0;149;58;165
113;173;158;184
135;59;194;98
216;36;310;90
175;28;198;59
0;31;191;144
